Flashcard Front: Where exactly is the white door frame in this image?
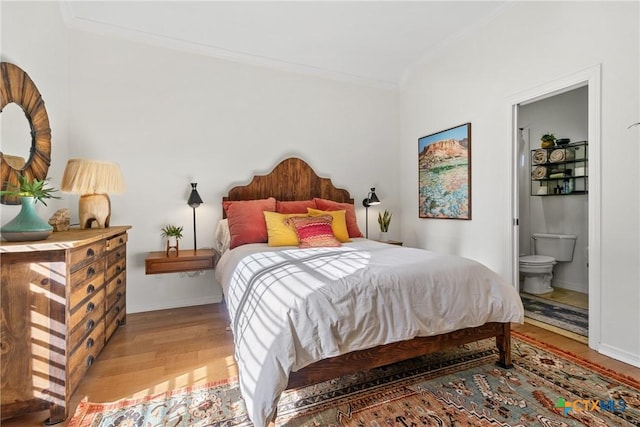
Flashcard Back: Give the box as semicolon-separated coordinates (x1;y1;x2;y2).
508;64;602;350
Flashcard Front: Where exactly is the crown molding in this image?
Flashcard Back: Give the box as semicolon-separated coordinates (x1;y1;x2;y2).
59;2;397;91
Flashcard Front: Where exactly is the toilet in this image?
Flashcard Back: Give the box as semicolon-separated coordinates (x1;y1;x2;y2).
519;233;577;295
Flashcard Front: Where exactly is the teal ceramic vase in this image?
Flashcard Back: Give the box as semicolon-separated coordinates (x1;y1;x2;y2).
1;197;53;241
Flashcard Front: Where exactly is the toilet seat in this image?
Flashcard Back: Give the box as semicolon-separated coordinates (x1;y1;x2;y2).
519;255;555;264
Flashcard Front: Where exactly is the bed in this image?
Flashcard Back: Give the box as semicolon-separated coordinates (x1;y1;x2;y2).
214;157;524;427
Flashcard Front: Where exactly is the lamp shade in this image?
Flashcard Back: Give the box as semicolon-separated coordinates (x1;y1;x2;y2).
363;187;381;207
188;183;203;208
61;159;125;195
61;159;125;229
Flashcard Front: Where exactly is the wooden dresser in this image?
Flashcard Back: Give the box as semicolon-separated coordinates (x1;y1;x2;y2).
0;226;130;424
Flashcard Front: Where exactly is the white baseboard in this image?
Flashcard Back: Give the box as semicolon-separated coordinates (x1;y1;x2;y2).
127;295;223;314
598;343;640;368
552;280;588;294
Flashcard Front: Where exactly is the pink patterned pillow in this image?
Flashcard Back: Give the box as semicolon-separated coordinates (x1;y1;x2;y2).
286;215;341;248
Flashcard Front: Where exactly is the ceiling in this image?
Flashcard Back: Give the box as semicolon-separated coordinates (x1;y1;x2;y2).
61;1;509;89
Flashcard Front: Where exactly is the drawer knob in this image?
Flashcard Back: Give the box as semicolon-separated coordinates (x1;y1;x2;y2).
86;248;95;257
86;337;94;349
117;278;122;286
86;284;95;294
87;267;96;278
86;319;95;332
116;265;122;273
40;278;49;286
114;305;121;314
116;252;122;258
116;292;122;301
86;302;95;313
86;355;94;367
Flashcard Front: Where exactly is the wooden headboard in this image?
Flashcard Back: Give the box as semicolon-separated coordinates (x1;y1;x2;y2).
222;158;354;215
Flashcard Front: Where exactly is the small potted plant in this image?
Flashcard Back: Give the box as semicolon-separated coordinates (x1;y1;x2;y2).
161;224;183;255
540;133;556;148
377;210;392;242
0;175;60;241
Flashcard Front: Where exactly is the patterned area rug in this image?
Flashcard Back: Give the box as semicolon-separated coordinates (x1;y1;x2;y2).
68;332;639;427
520;293;589;337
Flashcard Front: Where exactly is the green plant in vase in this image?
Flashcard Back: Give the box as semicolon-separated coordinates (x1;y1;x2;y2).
377;210;392;241
541;133;556;148
0;174;60;205
0;175;60;241
161;224;183;255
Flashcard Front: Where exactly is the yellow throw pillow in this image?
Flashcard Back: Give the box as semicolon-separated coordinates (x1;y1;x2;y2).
263;211;308;246
307;208;351;242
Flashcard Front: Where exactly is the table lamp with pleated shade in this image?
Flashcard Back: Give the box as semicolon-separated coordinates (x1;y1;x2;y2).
61;159;125;229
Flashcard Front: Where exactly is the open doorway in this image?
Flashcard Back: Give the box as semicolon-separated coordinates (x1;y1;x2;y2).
510;65;601;349
517;87;588;343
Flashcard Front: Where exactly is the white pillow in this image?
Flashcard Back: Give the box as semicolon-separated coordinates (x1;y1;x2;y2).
215;219;231;254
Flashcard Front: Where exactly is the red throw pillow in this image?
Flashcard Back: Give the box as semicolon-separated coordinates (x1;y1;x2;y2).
286;215;341;248
223;198;276;249
313;198;363;238
276;199;317;214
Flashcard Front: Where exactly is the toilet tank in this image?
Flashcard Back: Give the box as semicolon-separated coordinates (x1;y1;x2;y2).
532;233;577;262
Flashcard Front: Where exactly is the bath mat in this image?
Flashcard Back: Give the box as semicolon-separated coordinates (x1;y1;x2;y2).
521;292;588;337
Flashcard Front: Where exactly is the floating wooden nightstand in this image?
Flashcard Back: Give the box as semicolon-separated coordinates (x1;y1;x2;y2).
145;249;219;274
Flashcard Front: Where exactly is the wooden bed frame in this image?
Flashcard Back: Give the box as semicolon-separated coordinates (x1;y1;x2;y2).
222;157;512;417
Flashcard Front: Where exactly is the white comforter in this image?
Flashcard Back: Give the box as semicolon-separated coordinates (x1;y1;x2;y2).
215;239;524;427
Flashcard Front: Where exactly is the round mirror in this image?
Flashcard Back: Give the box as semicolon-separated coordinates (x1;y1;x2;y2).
1;103;34;167
0;62;51;205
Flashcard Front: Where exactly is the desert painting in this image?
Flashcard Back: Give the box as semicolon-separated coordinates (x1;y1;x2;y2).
418;123;471;219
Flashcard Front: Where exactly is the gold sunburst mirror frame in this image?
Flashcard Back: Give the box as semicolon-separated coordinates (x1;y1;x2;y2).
0;62;52;205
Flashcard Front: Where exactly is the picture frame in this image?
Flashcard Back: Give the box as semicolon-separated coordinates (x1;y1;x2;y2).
418;123;471;220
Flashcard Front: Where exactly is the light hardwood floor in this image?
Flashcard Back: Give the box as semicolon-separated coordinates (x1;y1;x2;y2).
523;287;589;310
4;303;639;427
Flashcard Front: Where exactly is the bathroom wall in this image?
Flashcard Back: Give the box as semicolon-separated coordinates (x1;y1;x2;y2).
518;86;588;294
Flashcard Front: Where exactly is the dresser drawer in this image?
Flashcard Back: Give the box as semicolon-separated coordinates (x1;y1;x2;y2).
106;293;126;325
69;288;105;334
106;270;126;303
68;320;105;393
71;259;105;292
106;256;126;282
69;241;105;271
68;297;105;351
105;295;127;340
107;245;126;266
106;232;128;251
69;272;105;309
106;300;126;342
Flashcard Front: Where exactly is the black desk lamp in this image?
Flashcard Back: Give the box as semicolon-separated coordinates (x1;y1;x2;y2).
362;187;381;239
187;183;203;250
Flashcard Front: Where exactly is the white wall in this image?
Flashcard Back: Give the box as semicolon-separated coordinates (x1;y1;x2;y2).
400;2;639;365
519;87;589;293
1;2;400;313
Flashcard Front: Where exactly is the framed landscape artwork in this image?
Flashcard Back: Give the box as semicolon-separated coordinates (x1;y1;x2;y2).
418;123;471;220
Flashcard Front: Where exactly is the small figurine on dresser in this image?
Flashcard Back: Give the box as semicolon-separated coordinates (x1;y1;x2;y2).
48;208;71;232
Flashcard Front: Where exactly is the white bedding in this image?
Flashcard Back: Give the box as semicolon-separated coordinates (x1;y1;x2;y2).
215;239;524;427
